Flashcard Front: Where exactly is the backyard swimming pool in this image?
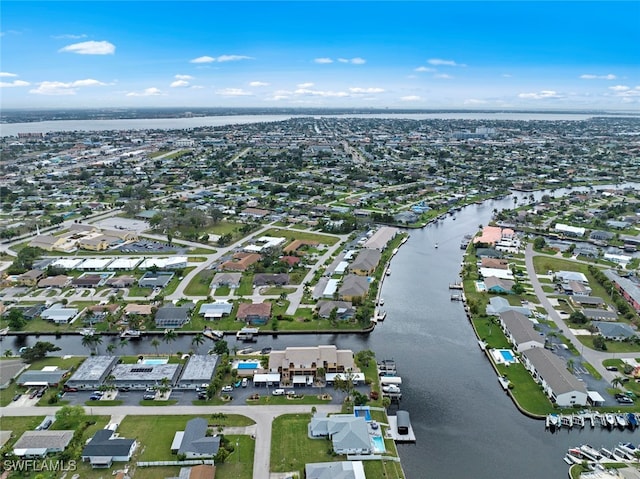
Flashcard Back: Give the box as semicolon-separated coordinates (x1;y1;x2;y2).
371;435;386;453
355;408;372;421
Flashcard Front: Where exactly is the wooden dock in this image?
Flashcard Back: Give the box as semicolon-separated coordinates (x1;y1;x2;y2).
386;415;416;443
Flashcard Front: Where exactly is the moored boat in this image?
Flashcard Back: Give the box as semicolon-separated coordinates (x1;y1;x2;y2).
579;444;603;462
616;414;628;428
203;328;224;340
120;329;142;338
627;412;638;429
605;413;616;428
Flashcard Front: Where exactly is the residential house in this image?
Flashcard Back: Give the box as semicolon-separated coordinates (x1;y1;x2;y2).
362;226;398;251
498;310;544;352
220;252;261;271
315;300;355;320
348;249;381;276
17;269;45;287
253;273;289;287
40;303;78;324
236;302;271;325
37;275;71;288
171;418;220;459
283;239;319;255
18;368;69;387
210;272;242;289
484;276;514;294
486;297;531;317
338;275;369;302
305;461;366;479
139;271;175;288
13;430;75;458
309;415;372;455
582;309;618;322
570;295;604;308
592;321;637;341
65;356;119;390
521;348;588;407
199;302;233;320
480;258;509;270
155;304;193;328
81;429;137;468
177;355;219;389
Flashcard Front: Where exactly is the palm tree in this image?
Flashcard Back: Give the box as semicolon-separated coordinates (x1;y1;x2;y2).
163;329;178;356
119;338;129;351
151;337;161;356
81;334;94;354
91;334;103;355
191;333;205;354
106;343;117;356
611;376;625;390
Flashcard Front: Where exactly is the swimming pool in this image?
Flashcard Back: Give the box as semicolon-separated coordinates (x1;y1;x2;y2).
371;435;386;453
355;408;372;421
491;348;517;365
142;358;169;365
237;361;260;370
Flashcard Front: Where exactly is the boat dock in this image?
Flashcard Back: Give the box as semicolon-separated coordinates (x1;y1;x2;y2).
203;328;223;340
546;410;640;432
386;413;416;443
449;283;463;290
450;294;463;301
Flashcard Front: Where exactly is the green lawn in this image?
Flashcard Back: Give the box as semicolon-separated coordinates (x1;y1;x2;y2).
271;413;341;475
262;228;340;246
364;458;405;479
497;363;555;415
184;269;216;296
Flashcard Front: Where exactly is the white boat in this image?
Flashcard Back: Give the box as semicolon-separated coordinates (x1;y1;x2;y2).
0;327;9;336
120;329;142;338
605;414;616;428
614;446;632;460
386;269;391;276
599;447;615;459
378;298;385;306
548;414;560;428
564;454;581;464
434;243;438;248
560;415;573;428
579;445;602;462
618;442;636;456
236;327;259;341
616;414;628;428
203;328;223;340
572;414;585;428
80;328;96;336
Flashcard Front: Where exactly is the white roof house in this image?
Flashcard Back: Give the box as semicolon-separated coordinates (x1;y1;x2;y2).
50;258;84;270
107;257;143;269
555;223;586;237
78;258;114;270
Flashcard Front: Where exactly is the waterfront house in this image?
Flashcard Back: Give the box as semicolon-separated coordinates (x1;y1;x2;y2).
498;310;544;352
65;356;119;390
306;461;366;479
236;302;271;325
338;275;369;301
154;304;193;328
269;345;358;385
484;276;514;294
315;300;355;320
309;415;372;455
521;348;588;407
348;249;382;276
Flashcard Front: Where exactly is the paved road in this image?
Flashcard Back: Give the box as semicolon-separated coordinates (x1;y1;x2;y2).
0;404;341;479
524;243;636;384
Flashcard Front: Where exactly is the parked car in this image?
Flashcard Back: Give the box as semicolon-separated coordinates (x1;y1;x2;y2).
616;394;634;404
272;389;285;396
118;387;130;392
12;394;21;402
286;390;296;396
89;394;101;401
92;391;104;397
606;366;618;371
221;385;234;393
63;386;78;392
29;390;39;399
242;378;248;388
143;393;156;400
197;392;208;400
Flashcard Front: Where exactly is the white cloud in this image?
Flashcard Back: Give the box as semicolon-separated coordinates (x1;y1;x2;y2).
609;85;630;92
294;88;348;97
190;54;252;63
400;95;421;101
580;74;617;80
249;81;269;87
336;57;366;64
464;99;488;105
58;40;115;55
314;57;334;64
297;82;314;88
30;79;107;95
267;89;293;101
0;72;18;78
170;80;190;88
126;87;165;97
52;34;87;40
190;56;216;64
434;73;453;79
502;74;513;78
428;58;465;67
0;80;30;88
349;87;385;93
175;74;194;80
518;90;563;100
216;55;253;62
216;88;253;96
414;66;436;72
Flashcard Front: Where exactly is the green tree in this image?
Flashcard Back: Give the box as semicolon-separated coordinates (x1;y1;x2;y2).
569;311;588;325
191;333;205;354
151;337;161;355
20;342;61;363
55;405;86;429
163;329;178;355
7;309;26;330
593;335;607;351
213;340;229;356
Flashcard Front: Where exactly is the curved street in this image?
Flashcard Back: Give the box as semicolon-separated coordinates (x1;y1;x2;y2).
524;243;636;385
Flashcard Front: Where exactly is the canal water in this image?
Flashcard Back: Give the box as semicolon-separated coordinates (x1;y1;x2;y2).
5;186;640;478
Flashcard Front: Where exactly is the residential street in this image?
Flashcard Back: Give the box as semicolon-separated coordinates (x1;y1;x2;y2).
0;404;341;479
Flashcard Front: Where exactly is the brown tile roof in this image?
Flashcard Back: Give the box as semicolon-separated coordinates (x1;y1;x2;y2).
237;302;272;319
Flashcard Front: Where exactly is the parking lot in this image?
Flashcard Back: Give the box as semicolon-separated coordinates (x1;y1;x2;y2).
118;239;181;254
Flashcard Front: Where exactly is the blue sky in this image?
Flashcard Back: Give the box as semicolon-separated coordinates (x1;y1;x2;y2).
1;1;639;110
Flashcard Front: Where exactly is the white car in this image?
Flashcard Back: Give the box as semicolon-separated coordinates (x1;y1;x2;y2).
221;385;234;393
272;388;285;396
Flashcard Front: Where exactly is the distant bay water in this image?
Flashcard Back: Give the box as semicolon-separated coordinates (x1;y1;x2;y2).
2;111;639;137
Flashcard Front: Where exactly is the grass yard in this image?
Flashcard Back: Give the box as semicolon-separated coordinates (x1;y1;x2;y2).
262;228;340;246
184;269;216;296
496;363;555;415
271;413;341;475
364;458;405;479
